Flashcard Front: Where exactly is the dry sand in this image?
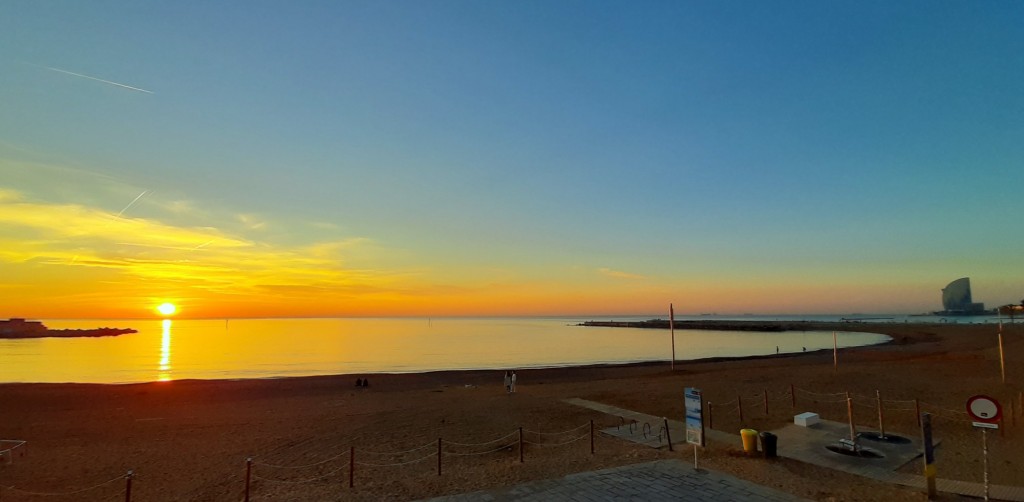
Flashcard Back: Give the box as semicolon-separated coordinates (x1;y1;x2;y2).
1;321;1022;501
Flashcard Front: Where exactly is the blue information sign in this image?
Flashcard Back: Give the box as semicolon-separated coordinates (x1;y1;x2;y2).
685;387;705;447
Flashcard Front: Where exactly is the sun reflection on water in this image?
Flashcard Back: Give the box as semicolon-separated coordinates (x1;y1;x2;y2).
159;319;172;381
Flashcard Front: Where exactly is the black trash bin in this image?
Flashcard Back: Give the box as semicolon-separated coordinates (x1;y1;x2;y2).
759;432;777;458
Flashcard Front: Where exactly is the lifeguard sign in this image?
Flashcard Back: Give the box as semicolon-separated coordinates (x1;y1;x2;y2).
966;395;1001;429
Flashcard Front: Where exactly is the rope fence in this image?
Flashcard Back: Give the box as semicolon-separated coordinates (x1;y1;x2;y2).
239;420;600;501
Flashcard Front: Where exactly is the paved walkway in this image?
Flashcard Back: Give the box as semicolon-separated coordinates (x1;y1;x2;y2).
423;459;810;501
567;399;1024;502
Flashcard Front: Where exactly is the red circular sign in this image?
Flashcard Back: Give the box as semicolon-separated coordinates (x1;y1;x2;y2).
966;395;1002;423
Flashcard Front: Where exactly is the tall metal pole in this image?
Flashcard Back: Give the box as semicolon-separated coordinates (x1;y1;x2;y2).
670;303;676;371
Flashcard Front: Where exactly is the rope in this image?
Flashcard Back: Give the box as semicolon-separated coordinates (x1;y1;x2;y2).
444;431;518;447
524;423;589;436
354;451;436;467
795;387;846;397
443;442;517;456
252;462;350;484
919;402;968;415
253;449;350;469
1;474;125;496
360;441;435;457
523;433;589;447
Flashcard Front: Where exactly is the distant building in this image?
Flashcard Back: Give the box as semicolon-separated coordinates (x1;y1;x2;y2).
938;278;988;315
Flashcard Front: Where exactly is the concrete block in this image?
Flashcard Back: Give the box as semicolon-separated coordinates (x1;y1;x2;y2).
794;412;820;427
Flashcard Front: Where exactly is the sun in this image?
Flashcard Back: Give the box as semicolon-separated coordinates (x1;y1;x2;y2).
156;303;177;317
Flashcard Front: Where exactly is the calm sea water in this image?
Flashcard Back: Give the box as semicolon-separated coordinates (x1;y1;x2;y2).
0;317;892;384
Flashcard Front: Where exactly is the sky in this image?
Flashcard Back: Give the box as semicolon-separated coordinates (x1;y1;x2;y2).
1;1;1022;319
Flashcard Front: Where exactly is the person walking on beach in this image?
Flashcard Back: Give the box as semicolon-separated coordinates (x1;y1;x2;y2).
510;370;517;393
504;371;511;394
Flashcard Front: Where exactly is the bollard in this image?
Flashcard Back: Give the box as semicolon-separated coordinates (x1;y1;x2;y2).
124;471;133;502
244;458;252;502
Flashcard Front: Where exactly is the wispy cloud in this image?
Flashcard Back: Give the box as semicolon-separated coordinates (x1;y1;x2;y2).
41;65;154;94
598;267;646;280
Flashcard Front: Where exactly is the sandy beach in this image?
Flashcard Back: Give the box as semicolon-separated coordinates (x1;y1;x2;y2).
1;321;1022;501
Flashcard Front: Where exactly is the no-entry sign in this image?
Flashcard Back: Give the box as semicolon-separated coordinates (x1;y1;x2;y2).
966;395;1002;424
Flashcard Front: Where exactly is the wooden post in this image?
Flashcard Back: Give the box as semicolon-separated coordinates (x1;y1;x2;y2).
707;401;714;430
876;390;886;439
764;388;769;416
915;399;922;427
663;417;673;452
519;427;524;463
737;395;743;423
846;392;856;446
590;420;595;454
436;438;442;476
790;383;796;410
124;471;133;502
244;458;252;502
349;447;354;488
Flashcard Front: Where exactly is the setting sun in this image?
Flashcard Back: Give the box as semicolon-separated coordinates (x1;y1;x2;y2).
156;303;177;317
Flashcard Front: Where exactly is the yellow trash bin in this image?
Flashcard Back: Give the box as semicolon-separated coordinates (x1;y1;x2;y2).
741;429;759;454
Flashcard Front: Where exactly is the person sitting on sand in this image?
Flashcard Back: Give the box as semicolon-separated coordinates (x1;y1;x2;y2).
362;378;369;388
356;378;363;387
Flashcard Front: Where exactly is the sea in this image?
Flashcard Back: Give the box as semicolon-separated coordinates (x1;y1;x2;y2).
0;313;1000;385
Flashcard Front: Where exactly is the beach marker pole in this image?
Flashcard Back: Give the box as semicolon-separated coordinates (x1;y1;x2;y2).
124;471;133;502
519;427;524;463
764;389;769;416
707;402;714;429
349;447;354;488
790;384;795;410
833;332;838;373
737;395;744;423
244;458;252;502
915;399;922;428
876;390;886;439
437;438;442;476
663;417;673;451
670;304;675;371
590;420;594;454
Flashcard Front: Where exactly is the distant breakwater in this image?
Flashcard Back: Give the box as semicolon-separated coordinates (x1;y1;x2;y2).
578;320;870;332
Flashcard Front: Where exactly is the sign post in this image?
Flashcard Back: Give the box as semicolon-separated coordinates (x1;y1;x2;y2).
670;304;675;371
967;395;1002;502
685;387;704;469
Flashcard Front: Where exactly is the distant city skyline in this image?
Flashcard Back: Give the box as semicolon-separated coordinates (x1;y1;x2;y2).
1;1;1022;318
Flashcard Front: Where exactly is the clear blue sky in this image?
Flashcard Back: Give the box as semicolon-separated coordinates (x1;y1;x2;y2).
1;1;1022;317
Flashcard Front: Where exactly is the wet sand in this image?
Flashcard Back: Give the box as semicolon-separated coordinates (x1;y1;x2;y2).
1;322;1021;501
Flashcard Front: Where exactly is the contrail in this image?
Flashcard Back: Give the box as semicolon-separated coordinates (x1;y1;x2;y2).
118;190;149;217
44;65;154;94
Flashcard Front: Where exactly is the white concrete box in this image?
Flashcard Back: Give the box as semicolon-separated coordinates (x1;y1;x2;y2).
794;412;820;427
